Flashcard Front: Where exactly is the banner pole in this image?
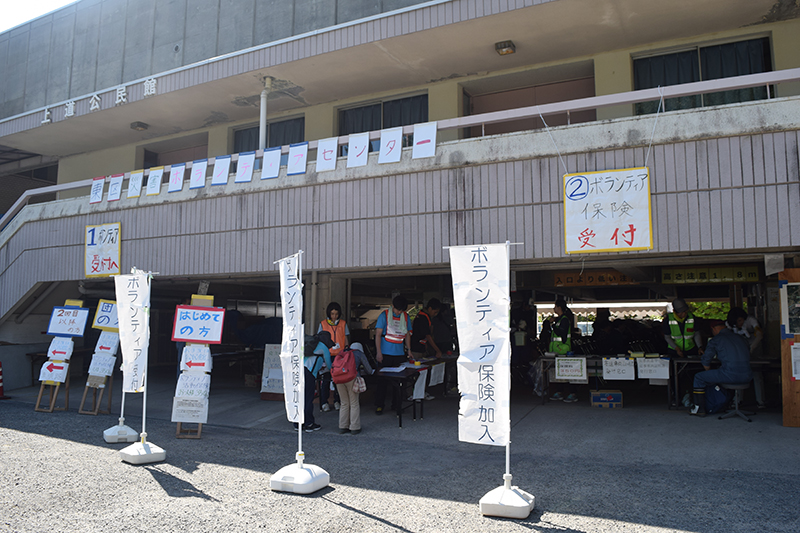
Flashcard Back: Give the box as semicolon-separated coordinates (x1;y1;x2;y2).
297;250;303;460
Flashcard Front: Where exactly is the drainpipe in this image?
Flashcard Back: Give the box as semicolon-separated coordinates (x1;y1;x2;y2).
310;270;318;328
259;78;272;150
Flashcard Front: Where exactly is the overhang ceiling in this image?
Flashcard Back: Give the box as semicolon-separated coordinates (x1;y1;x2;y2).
0;0;783;159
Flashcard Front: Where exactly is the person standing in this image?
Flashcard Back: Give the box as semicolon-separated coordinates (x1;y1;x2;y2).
548;299;579;403
690;320;752;417
318;302;348;412
662;298;703;358
374;295;413;415
410;298;443;360
335;342;374;435
300;332;333;432
727;306;766;408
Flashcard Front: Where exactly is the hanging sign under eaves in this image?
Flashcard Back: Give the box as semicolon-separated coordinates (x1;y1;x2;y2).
563;167;653;254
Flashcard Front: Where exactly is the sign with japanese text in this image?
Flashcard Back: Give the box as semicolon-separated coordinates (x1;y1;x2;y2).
261;344;283;394
127;170;144;198
278;253;304;424
145;167;164;196
107;174;124;201
554;269;637;287
287;143;308;175
554;357;587;381
85;222;121;278
563;167;652;254
636;358;670;379
171;397;209;424
412;121;437;159
114;270;151;393
171;306;225;344
175;373;211;398
378;127;403;164
190;159;208;189
211;155;231;186
47;337;74;360
95;330;120;354
315;138;338;172
262;147;281;179
661;265;759;284
602;358;635;380
180;344;213;373
92;299;119;332
89;176;104;204
346;132;369;168
168;164;185;193
88;353;116;377
39;361;69;383
47;307;90;337
235;151;256;183
450;243;510;447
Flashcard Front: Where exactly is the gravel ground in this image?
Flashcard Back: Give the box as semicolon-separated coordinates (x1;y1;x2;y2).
2;393;799;532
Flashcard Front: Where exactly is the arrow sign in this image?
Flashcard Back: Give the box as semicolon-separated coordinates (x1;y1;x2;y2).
39;361;69;383
47;337;74;361
50;350;66;356
47;363;64;372
186;361;205;368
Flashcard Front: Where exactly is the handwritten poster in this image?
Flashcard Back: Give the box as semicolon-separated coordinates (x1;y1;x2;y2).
95;330;120;355
92;299;119;332
145;166;164;196
47;337;74;360
261;344;283;394
88;353;116;377
85;222;121;278
107;174;124;201
176;373;211;398
235;151;256;183
287;143;308;175
89;177;104;204
181;344;213;372
47;307;90;337
315;137;339;172
278;253;304;424
189;159;208;189
412;121;437;159
39;361;69;383
346;132;369;168
171;397;209;423
450;243;510;447
168;164;185;193
637;358;670;379
563;167;652;254
211;155;231;186
171;306;225;344
378;127;403;164
262;147;281;179
602;358;635;380
554;357;587;381
127;170;144;198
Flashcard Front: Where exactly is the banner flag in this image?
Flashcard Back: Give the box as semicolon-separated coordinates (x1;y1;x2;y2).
114;271;151;393
278;253;304;424
449;243;510;446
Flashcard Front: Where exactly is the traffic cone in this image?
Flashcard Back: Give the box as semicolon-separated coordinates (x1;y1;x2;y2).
0;361;9;399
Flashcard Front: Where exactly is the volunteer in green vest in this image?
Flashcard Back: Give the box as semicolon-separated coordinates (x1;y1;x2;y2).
548;298;579;403
662;298;703;358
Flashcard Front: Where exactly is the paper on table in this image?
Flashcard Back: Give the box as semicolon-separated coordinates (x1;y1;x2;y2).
379;366;405;372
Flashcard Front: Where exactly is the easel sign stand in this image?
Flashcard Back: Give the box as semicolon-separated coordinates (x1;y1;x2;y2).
171;294;224;438
80;327;120;416
447;242;535;519
269;250;330;494
114;268;166;464
35;300;90;412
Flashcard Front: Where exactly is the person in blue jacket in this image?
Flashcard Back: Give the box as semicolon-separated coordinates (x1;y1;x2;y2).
299;331;334;432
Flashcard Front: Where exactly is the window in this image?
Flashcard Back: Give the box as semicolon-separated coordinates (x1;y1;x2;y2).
633;37;772;114
233;117;305;153
338;94;428;154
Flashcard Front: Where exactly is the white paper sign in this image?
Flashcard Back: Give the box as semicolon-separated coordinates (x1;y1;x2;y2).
168;164;185;193
92;299;119;332
145;167;164;196
637;358;670;379
412;368;429;399
115;271;151;393
346;132;370;168
176;372;211;398
315;137;339;172
262;148;281;179
172;306;225;344
47;307;90;337
792;344;800;380
189;159;208;189
378;127;403;164
89;177;104;204
261;344;283;393
107;174;124;201
171;397;209;424
211;155;231;186
85;222;121;278
450;243;510;447
602;358;635;380
88;353;116;377
430;362;445;386
127;170;144;198
95;330;120;354
181;344;213;372
235;152;256;183
39;361;69;383
412;121;437;159
287;143;308;175
563;167;653;254
47;337;74;360
554;357;587;381
278;253;304;424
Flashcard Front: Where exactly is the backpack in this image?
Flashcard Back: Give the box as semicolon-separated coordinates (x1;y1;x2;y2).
331;349;357;384
304;334;320;358
705;385;733;414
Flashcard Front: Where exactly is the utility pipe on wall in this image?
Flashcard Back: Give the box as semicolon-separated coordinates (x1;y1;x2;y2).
259;78;272;150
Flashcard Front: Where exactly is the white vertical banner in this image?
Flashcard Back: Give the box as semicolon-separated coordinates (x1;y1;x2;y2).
114;271;151;393
449;244;510;447
278;253;304;424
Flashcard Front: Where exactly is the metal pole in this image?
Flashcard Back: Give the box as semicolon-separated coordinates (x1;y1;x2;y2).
259;78;272;150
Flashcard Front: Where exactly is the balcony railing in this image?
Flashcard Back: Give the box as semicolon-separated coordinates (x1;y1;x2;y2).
2;67;799;233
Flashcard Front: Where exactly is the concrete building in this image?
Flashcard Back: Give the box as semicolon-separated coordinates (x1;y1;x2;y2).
0;0;798;399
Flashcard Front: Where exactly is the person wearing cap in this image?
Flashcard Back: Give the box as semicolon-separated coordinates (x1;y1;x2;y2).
335;342;374;434
727;306;766;408
318;302;349;412
690;319;752;417
548;299;579;403
374;294;413;415
662;298;703;358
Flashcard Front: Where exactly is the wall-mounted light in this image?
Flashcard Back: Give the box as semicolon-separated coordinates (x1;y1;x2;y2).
130;121;149;131
495;40;516;56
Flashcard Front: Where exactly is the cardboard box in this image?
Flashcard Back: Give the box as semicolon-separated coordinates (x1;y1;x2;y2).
590;390;623;408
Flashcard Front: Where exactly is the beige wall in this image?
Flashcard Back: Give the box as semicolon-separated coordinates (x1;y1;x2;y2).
57;145;135;199
594;52;633;121
771;19;800;97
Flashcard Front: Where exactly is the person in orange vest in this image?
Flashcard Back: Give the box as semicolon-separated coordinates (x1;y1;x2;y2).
374;294;413;415
318;301;349;412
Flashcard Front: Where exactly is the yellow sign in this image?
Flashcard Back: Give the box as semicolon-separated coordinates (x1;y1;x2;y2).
554;270;637;287
661;266;758;284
